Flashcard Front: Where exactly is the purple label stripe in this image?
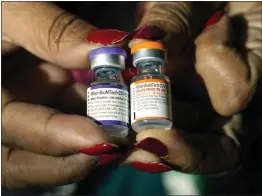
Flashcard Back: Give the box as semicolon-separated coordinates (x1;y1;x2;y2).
98;120;129;127
91;84;127;90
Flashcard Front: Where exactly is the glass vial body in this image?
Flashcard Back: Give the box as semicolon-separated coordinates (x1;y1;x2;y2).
130;42;173;133
87;47;129;138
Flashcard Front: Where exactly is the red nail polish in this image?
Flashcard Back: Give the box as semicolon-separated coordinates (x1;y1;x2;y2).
204;11;224;29
77;143;118;155
131;26;166;41
86;29;130;45
131;162;171;173
122;67;138;85
98;153;124;165
135;138;168;158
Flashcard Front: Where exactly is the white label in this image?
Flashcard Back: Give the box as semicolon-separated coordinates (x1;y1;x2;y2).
87;84;129;126
130;79;172;124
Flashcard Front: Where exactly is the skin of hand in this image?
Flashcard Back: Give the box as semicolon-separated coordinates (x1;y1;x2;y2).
2;1;261;188
124;2;262;174
2;2;131;188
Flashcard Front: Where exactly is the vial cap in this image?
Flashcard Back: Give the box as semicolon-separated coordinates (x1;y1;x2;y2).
131;41;166;67
89;47;127;61
89;47;127;71
131;41;165;54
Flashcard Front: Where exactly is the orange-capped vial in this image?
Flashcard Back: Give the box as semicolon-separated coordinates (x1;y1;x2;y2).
129;41;173;132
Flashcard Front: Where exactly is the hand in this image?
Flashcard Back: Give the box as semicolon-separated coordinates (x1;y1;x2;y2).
2;2;130;188
124;2;261;174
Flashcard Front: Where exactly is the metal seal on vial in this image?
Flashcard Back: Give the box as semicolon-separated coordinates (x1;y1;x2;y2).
89;47;127;71
130;41;166;67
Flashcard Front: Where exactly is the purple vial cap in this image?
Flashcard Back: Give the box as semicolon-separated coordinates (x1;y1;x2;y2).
88;47;127;60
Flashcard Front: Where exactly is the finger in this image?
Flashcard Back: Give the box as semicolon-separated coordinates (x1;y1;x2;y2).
2;78;113;157
2;60;116;156
1;100;116;156
228;2;261;16
124;148;161;164
135;2;155;25
195;15;259;116
230;5;262;58
127;128;240;174
1;41;19;55
3;62;73;104
2;2;130;69
3;61;87;114
2;146;97;188
54;82;87;115
131;2;224;52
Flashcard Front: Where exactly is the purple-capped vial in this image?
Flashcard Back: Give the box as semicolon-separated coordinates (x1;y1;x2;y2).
87;47;129;138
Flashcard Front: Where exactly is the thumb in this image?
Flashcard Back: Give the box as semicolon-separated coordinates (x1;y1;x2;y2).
2;2;130;69
195;14;259;116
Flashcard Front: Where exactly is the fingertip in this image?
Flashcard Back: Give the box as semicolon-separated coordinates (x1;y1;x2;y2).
204;11;225;29
134;137;168;158
124;148;161;164
47;114;110;155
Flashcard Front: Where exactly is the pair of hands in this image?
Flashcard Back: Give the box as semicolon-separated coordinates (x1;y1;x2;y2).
2;2;261;188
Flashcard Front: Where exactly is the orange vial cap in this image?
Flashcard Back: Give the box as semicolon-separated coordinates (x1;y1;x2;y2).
131;41;165;54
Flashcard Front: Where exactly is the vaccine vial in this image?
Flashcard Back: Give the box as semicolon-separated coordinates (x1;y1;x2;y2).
130;41;173;133
87;47;129;138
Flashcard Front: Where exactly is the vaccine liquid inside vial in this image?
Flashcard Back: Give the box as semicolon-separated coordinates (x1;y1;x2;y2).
87;82;129;138
130;73;173;132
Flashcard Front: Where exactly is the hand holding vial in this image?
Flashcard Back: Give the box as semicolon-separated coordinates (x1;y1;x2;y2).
2;2;130;188
2;1;261;189
123;2;262;174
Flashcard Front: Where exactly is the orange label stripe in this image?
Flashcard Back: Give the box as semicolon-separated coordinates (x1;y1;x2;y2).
136;116;170;121
134;79;167;85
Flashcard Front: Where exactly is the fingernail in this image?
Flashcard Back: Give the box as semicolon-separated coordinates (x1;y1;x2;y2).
122;67;138;85
98;153;124;165
135;138;168;158
131;26;166;41
86;29;130;45
130;162;171;173
204;11;224;29
77;143;118;155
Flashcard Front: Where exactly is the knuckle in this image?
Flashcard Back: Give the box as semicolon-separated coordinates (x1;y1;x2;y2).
215;82;255;116
1;90;16;144
141;2;192;33
39;63;73;86
1;148;20;188
180;150;204;174
42;112;62;155
47;11;81;56
56;155;93;183
2;165;13;188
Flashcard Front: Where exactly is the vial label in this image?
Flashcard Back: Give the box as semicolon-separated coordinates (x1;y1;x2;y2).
87;84;129;127
130;79;172;124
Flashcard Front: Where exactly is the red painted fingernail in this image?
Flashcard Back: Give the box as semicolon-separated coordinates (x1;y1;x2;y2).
135;138;168;157
204;11;224;29
122;67;138;85
86;29;130;45
98;153;124;165
77;143;118;155
131;162;171;173
131;26;166;41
